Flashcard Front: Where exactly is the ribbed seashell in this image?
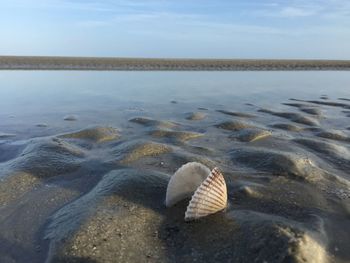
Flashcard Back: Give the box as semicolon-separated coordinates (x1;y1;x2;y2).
185;167;227;221
165;162;211;207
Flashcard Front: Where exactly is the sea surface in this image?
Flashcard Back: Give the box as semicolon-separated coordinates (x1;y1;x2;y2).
0;71;349;263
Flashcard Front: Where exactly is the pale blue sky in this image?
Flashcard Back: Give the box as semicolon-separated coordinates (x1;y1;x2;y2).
0;0;349;59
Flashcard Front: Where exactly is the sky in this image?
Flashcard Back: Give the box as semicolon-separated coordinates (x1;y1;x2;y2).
0;0;349;59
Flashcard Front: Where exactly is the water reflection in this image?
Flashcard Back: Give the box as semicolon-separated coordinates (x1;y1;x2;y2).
0;71;349;137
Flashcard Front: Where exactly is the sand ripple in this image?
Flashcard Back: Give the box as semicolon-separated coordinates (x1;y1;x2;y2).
215;120;254;131
60;126;120;143
1;96;350;263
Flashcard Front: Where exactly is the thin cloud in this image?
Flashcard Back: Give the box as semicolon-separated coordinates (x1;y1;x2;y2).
279;7;316;17
76;10;283;36
252;0;350;20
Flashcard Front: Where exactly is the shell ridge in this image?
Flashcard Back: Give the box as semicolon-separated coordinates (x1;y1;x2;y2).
194;188;226;203
185;167;227;221
189;198;224;210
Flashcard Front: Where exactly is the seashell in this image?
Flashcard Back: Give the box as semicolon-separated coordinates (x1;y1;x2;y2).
165;162;210;207
184;167;227;221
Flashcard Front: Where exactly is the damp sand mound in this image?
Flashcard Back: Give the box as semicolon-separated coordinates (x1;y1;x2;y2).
270;123;303;132
63;115;78;121
45;169;169;263
129;117;177;129
314;130;350;142
227;210;328;263
59;126;120;143
259;109;319;126
185;112;207;120
215;120;255;131
230;147;323;181
150;129;204;142
283;103;322;116
107;140;172;165
293;138;350;171
229;128;272;142
4;137;85;178
45;169;330;263
0;137;85;206
216;110;256;118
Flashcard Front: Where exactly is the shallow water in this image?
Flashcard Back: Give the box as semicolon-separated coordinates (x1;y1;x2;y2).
1;71;349;139
0;71;350;263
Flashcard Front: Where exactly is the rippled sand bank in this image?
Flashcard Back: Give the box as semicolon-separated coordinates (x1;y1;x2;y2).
0;96;350;263
1;56;350;70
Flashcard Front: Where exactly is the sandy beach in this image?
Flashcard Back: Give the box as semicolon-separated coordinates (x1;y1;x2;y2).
2;0;350;261
1;56;350;71
0;71;349;263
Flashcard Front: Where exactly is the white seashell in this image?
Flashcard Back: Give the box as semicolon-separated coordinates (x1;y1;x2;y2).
165;162;211;207
185;167;227;221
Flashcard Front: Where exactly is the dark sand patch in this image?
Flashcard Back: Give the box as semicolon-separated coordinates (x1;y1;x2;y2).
129;117;177;129
283;103;321;116
0;132;16;139
303;127;323;133
215;120;254;131
338;98;350;101
150;129;203;142
36;123;48;127
315;130;350;142
185;112;207;120
63;115;78;121
259;109;319;126
216;110;256;118
297;100;350;109
300;107;322;116
283;102;312;108
229;128;272;142
270;123;303;132
59;126;119;143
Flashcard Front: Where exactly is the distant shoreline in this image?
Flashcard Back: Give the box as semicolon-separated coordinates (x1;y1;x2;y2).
1;56;350;71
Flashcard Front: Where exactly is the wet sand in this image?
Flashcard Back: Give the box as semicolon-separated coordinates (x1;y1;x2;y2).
1;56;350;70
0;92;349;263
